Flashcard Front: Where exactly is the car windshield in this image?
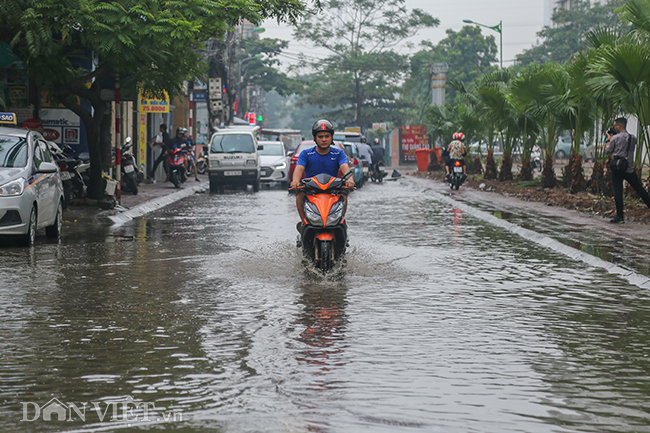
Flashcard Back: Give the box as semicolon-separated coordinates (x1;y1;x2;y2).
0;136;28;168
259;143;284;156
211;134;255;153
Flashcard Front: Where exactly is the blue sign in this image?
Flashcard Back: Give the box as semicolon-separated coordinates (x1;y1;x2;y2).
191;92;209;103
0;112;17;125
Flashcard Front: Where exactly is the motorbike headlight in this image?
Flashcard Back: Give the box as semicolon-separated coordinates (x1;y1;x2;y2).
304;202;323;226
246;159;257;167
326;201;345;226
274;162;287;170
0;178;25;197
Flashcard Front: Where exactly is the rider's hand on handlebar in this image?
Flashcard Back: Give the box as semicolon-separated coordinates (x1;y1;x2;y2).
290;180;302;190
344;178;356;189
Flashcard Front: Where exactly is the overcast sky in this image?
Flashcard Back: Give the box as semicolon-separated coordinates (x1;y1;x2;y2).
263;0;548;71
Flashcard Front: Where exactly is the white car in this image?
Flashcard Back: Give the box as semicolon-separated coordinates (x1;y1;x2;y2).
207;128;261;193
0;127;64;246
258;140;290;188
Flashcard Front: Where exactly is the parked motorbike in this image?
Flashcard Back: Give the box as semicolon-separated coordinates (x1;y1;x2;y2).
448;160;467;190
48;141;87;207
370;161;387;182
168;145;187;188
532;145;542;172
115;137;141;195
297;171;352;273
196;146;208;175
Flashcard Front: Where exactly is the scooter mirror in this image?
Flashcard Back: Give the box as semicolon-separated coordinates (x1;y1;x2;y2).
125;137;132;144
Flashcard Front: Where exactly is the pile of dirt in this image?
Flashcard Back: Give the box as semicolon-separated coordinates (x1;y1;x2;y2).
415;171;650;225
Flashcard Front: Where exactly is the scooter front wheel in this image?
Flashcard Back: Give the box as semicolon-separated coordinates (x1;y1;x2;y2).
317;240;332;273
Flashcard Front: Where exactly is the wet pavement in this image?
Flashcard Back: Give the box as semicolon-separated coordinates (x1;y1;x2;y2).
2;177;650;432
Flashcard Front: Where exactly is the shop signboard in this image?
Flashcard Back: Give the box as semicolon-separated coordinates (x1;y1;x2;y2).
138;92;170;113
40;108;81;146
400;125;429;164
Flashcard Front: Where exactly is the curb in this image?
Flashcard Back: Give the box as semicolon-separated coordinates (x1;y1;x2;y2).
108;181;208;226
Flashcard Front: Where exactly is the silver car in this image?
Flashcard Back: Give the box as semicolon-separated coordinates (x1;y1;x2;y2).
258;140;290;188
0;127;64;245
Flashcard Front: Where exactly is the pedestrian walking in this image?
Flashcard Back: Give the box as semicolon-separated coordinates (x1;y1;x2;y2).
149;123;171;181
605;117;650;223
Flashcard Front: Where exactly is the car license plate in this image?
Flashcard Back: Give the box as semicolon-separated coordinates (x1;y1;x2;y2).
224;170;242;176
60;171;71;181
124;164;135;173
453;166;463;173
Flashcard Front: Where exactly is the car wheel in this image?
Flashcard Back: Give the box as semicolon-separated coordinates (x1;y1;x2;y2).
555;150;566;159
20;206;37;247
253;178;260;192
46;201;63;239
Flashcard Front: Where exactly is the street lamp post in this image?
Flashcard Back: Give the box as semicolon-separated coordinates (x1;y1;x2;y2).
463;19;502;70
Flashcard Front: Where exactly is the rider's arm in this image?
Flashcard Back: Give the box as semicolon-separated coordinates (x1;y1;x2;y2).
291;165;305;189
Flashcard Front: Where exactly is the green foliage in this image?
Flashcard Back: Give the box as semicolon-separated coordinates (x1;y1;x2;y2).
518;0;622;65
292;0;438;127
399;26;497;124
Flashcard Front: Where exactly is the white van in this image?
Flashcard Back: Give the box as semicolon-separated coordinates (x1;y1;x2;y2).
207;128;261;192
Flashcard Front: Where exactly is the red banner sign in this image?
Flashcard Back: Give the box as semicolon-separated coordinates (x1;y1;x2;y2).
400;125;429;163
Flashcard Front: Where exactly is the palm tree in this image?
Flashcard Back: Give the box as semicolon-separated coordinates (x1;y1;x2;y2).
546;56;595;191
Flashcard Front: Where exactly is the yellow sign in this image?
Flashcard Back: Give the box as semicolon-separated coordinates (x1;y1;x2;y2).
138;113;147;167
138;91;170;113
345;126;361;134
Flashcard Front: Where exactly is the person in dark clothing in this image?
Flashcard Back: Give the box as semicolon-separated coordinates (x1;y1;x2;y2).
149;124;171;180
605;117;650;223
370;138;385;174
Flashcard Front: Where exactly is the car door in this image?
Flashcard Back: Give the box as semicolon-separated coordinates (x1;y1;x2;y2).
38;139;59;224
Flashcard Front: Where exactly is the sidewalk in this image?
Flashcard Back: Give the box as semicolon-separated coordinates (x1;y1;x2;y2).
407;171;650;280
61;173;209;235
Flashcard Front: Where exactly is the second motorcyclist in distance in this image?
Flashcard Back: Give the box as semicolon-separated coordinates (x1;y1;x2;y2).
290;119;355;231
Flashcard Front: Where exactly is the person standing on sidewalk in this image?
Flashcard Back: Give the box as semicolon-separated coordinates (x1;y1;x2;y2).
149;124;171;181
605;117;650;223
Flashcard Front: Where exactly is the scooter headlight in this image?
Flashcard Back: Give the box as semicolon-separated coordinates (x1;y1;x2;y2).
0;178;25;196
304;201;323;226
326;201;345;226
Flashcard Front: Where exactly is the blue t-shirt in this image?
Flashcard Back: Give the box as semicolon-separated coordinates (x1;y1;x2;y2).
297;146;348;178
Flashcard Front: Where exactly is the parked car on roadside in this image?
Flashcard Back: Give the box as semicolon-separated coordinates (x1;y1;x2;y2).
0;127;64;246
555;136;587;160
288;140;348;182
258;140;290;188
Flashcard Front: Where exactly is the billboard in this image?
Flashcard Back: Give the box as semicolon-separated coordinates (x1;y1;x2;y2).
400;125;429;163
40;108;81;146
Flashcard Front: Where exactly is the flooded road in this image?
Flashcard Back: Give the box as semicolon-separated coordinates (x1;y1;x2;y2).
2;179;650;432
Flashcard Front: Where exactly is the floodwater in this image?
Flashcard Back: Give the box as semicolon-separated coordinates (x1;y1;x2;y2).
1;179;650;432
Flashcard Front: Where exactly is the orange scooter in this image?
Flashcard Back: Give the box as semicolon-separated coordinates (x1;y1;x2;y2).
297;170;352;273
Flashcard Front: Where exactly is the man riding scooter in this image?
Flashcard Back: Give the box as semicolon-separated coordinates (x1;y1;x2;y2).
290;119;355;232
445;132;467;184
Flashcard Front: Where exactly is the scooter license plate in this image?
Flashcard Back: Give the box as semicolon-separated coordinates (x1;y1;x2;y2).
224;170;242;176
124;164;135;173
362;167;368;174
60;171;71;181
453;166;463;173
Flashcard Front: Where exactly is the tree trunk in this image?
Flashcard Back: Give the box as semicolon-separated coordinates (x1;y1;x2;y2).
541;153;556;188
498;151;513;181
519;158;533;181
484;148;498;180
